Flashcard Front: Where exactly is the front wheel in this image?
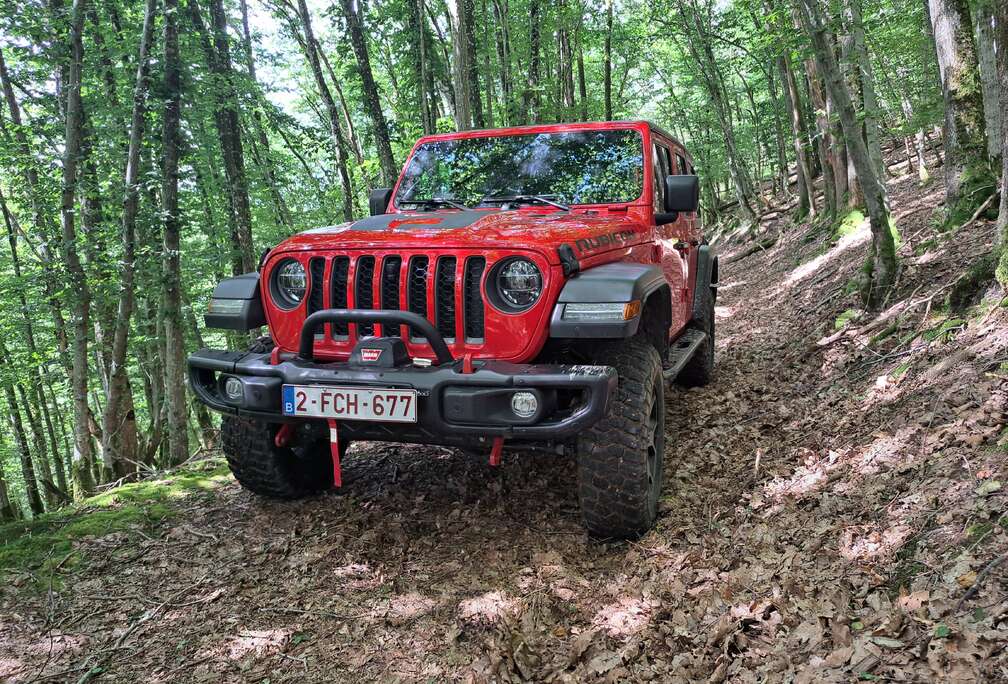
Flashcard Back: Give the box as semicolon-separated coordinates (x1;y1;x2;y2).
221;417;336;498
576;339;665;539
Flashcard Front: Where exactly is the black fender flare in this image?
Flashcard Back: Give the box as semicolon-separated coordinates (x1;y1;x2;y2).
204;272;267;331
692;245;718;318
549;262;670;339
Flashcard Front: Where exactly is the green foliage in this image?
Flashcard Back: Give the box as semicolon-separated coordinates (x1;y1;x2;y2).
0;461;230;579
834;308;862;330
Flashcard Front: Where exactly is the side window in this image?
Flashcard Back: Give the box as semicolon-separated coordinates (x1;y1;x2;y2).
676;153;687;176
652;144;665;211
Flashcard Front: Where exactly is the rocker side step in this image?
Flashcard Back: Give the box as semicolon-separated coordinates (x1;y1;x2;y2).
662;329;708;380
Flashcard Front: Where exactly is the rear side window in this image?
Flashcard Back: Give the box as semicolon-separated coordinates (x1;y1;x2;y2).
676;153;687;175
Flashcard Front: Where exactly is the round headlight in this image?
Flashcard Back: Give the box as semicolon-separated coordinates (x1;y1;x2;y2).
272;259;307;309
493;258;542;311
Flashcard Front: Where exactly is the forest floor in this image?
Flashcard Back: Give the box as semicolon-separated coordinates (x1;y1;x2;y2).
2;155;1008;683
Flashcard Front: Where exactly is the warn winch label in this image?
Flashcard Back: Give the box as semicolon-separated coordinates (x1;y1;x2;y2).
575;230;636;255
361;348;383;362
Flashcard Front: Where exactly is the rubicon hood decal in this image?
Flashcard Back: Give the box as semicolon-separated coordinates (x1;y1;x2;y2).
574;229;636;255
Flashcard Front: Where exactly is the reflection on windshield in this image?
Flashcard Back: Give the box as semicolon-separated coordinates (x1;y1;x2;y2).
395;130;644;207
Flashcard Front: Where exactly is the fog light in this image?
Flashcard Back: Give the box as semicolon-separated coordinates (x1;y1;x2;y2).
224;376;243;400
511;391;538;419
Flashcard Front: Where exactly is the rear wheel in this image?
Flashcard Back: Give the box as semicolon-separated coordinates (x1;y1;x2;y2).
576;339;665;539
677;284;715;387
221;417;335;499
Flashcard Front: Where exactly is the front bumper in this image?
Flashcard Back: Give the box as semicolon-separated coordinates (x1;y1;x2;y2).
187;349;616;446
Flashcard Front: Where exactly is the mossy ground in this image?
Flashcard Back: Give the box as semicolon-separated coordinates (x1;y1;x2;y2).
0;459;231;582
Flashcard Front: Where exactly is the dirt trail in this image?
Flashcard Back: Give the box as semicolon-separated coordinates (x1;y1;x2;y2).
2;163;1007;682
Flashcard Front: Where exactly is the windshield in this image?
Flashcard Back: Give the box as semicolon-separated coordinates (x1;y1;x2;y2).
394;129;644;208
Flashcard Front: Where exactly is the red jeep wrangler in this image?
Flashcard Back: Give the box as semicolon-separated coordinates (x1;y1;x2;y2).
188;121;717;539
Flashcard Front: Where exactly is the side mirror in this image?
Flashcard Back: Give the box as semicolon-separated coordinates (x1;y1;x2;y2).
664;175;699;213
369;187;393;216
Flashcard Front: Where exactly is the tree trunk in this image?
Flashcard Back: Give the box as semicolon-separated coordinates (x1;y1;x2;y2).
798;0;896;305
462;0;484;127
527;0;541;122
102;0;155;482
239;0;293;229
4;386;43;514
60;0;97;499
604;0;613;120
847;0;885;183
974;0;1001;163
927;0;995;221
209;0;255;271
412;0;437;133
294;0;354;220
0;458;17;520
994;0;1008;285
779;56;814;217
162;0;189;467
339;0;398;184
576;17;588;121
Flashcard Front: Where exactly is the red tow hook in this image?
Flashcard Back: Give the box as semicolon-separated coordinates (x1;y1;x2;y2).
462;353;474;374
274;423;295;447
489;437;504;467
270;346;282;365
327;419;342;488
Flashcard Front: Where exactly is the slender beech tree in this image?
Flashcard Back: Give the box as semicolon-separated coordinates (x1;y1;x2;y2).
162;0;189;466
995;0;1008;285
973;0;1000;163
927;0;995;221
339;0;398;183
60;0;97;498
101;0;156;480
0;459;15;520
292;0;355;220
798;0;896;304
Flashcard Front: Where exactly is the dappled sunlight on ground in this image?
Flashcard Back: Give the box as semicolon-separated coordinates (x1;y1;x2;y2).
225;628;290;659
592;595;653;638
784;219;871;287
457;590;519;624
839;523;913;562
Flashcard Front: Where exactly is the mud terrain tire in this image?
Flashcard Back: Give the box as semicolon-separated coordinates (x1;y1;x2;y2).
576;339;665;539
221;335;334;498
677;284;715;387
221;418;334;499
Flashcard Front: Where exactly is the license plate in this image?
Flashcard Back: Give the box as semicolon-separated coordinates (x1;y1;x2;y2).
282;385;417;423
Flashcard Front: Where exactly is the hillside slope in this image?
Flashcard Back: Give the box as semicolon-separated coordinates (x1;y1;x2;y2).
2;161;1007;682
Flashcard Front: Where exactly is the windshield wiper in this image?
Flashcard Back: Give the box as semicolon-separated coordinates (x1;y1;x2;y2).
399;197;470;211
480;194;571;211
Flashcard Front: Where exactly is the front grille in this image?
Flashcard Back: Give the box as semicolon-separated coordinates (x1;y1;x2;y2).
463;257;485;339
307;258;325;316
330;256;350;336
380;256;402;337
435;257;457;340
407;256;429;338
354;256;376;336
312;252;488;350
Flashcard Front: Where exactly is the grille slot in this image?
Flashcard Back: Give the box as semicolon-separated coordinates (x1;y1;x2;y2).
463;257;485;340
330;257;350;337
380;256;402;337
307;258;325;323
354;256;376;336
407;256;429;339
435;257;457;340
